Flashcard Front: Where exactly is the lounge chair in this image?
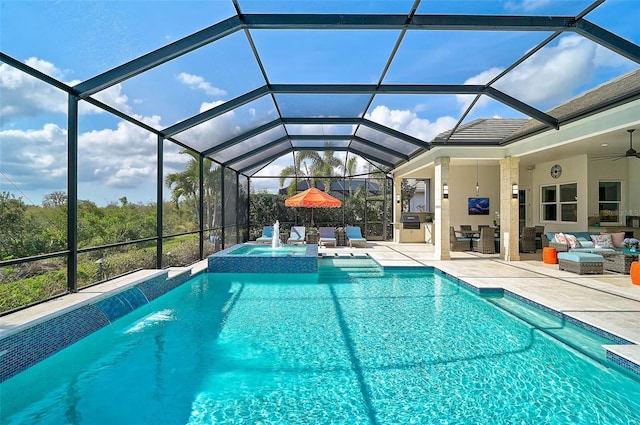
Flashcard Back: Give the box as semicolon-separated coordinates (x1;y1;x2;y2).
256;226;274;244
450;226;470;251
287;226;306;244
318;227;337;247
346;226;367;248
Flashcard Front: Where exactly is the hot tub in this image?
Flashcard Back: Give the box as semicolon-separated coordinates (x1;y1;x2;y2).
208;243;318;273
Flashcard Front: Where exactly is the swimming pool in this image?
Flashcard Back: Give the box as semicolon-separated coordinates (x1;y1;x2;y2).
2;257;639;424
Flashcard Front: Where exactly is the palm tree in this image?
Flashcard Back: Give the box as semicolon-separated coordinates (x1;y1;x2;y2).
165;150;222;231
279;146;344;195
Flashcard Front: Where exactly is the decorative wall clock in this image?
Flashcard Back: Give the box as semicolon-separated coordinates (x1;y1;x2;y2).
550;164;562;179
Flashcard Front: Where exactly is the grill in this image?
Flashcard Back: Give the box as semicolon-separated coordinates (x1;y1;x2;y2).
400;213;421;230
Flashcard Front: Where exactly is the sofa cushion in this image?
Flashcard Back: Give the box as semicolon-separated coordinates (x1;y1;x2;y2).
545;232;556;243
591;234;614;249
555;233;568;244
570;248;615;253
601;231;625;248
576;237;594;248
557;252;604;263
565;234;581;248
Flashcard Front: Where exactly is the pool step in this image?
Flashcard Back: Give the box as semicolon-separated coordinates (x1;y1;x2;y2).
488;296;612;363
318;264;384;281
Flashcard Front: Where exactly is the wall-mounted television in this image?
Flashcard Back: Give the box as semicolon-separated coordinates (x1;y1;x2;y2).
468;197;490;215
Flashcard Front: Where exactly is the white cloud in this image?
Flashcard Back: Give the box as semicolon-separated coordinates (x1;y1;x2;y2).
0;59;68;122
0;124;68;196
465;35;629;112
78;120;159;188
365;105;457;142
492;35;596;106
176;72;227;97
0;57;134;122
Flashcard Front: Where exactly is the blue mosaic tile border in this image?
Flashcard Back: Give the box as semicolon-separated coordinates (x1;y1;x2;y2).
606;350;640;377
0;304;109;382
95;288;148;322
0;269;193;383
208;243;318;273
139;272;189;301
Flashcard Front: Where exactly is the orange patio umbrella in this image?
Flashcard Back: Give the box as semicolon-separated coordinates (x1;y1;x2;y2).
284;187;342;226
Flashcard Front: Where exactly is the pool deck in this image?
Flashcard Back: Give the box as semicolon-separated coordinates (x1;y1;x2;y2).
2;242;640;372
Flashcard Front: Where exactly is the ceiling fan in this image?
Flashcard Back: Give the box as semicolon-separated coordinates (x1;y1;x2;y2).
592;129;639;161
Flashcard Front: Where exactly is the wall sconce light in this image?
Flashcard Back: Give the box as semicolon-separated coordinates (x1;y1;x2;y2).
443;183;449;199
512;183;519;199
396;194;401;204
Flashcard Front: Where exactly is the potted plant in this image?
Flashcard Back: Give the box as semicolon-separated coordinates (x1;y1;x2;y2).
335;227;346;246
624;237;640;252
306;227;319;244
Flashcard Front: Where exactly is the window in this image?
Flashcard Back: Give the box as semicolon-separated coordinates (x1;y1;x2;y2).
541;183;577;222
599;181;622;224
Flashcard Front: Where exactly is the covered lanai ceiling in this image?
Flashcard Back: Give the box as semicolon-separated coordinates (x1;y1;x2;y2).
4;0;639;178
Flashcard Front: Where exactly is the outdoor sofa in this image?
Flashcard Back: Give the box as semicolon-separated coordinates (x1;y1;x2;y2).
546;231;626;253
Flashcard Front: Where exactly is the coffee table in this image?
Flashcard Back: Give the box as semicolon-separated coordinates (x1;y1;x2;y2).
601;251;639;274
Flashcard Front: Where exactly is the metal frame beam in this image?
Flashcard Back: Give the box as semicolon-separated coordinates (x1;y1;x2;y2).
270;84;558;128
74;16;242;96
241;14;577;31
202;119;283;156
164;86;270;137
360;119;428;148
576;20;640;64
237;146;293;174
222;136;290;166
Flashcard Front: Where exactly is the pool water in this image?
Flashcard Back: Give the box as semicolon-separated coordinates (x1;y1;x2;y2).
2;257;640;424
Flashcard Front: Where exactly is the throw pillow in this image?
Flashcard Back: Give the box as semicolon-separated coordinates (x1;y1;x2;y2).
555;233;567;244
577;237;594;248
603;232;625;248
591;234;614;249
565;234;581;249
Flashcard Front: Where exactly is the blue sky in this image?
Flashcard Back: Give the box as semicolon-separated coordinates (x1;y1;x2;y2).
1;0;639;205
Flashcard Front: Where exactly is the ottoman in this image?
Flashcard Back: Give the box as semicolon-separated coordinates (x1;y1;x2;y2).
558;252;604;275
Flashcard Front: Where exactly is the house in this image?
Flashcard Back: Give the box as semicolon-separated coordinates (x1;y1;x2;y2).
393;68;640;260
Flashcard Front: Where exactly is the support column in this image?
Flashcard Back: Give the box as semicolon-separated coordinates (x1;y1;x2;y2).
393;177;402;243
500;157;520;261
67;95;78;293
435;157;451;260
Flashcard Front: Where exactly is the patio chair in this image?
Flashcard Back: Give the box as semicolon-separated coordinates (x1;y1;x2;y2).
460;224;472;231
287;226;306;244
318;227;337;247
520;227;537;253
255;226;274;244
346;226;367;248
472;226;496;254
450;226;471;251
